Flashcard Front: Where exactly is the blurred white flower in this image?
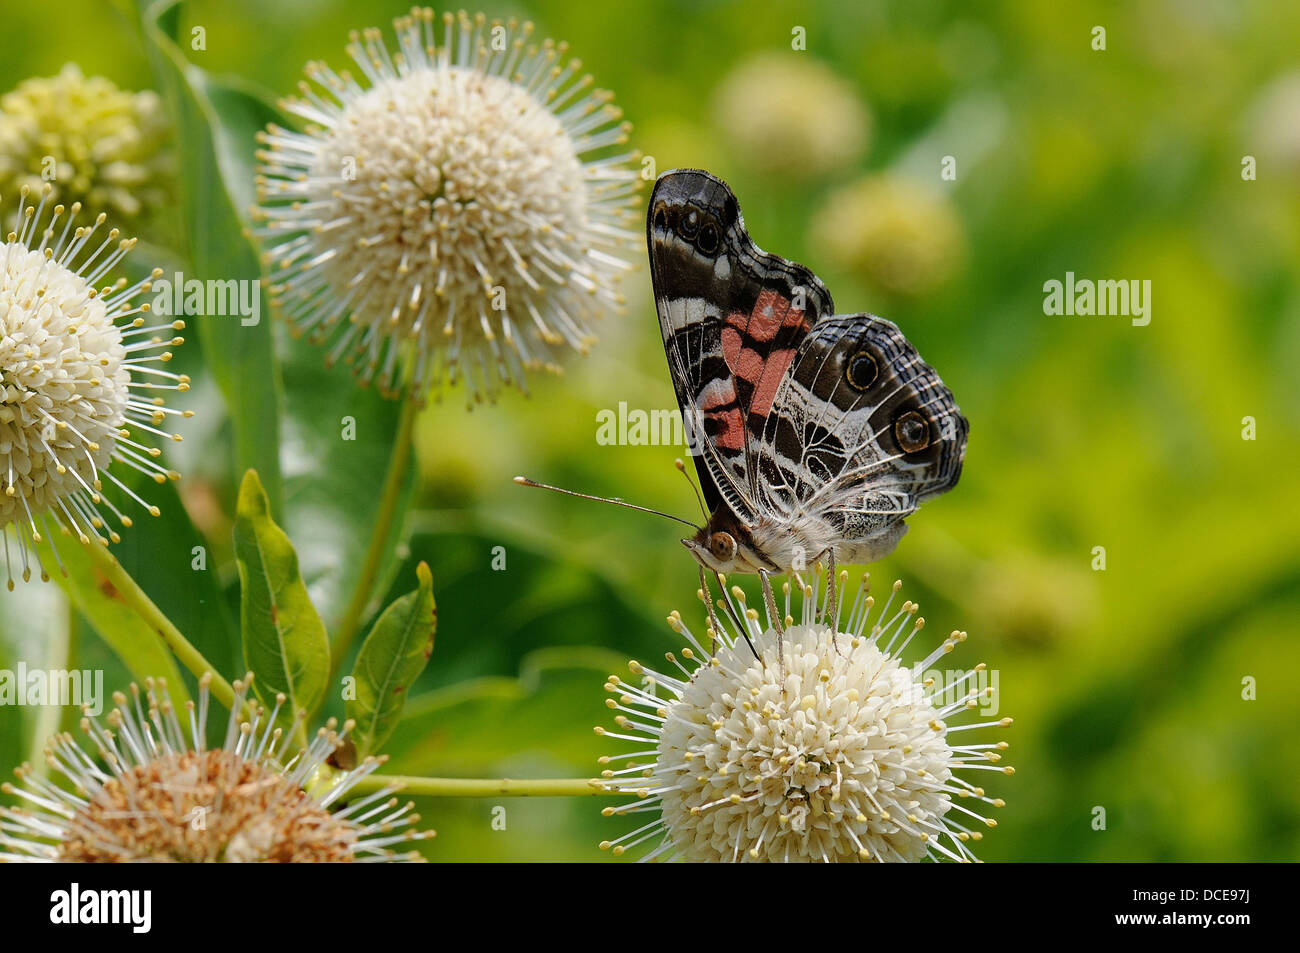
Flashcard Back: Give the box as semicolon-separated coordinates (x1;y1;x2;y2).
711;53;869;179
0;674;433;862
1;186;188;588
597;574;1011;862
0;64;170;226
1245;71;1300;178
809;172;965;297
253;8;641;404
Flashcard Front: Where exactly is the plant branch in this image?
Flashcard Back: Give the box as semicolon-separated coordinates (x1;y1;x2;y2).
349;775;626;798
85;542;245;715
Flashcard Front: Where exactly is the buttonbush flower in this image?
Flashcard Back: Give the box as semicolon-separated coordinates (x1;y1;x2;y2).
0;64;170;226
809;172;965;297
1;186;188;588
253;7;641;404
1246;70;1300;178
0;674;433;862
597;574;1012;862
712;53;869;179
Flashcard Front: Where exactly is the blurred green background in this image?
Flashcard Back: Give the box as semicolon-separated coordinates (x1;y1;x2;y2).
2;0;1298;862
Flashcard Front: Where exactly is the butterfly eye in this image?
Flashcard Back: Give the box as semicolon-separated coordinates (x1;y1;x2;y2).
696;222;720;255
652;205;668;231
678;208;700;239
709;531;736;561
894;410;931;453
845;350;878;391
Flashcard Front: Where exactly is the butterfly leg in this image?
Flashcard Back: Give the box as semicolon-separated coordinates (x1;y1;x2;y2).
828;548;839;631
824;549;845;657
758;569;786;680
705;564;760;661
698;563;721;656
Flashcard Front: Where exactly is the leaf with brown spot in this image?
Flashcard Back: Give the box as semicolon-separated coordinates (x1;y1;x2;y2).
96;573;125;603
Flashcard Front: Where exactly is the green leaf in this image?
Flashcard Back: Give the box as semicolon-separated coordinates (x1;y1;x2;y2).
233;470;329;725
0;584;77;770
347;562;437;757
39;540;190;705
282;359;417;632
0;633;20;771
107;477;240;684
136;0;284;515
375;522;672;691
382;648;625;776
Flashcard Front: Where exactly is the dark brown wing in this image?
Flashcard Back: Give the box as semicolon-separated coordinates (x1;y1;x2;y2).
647;169;834;520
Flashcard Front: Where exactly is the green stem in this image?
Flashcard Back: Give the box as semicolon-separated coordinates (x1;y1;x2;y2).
85;542;243;714
349;775;626;798
328;397;418;686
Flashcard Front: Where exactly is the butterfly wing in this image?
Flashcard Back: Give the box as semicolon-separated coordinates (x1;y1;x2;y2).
755;313;968;550
647;169;834;521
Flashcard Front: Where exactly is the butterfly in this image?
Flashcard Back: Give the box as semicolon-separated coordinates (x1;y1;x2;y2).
518;169;966;642
648;169;967;596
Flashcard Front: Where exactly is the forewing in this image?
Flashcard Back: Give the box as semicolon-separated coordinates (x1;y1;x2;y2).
647;169;833;519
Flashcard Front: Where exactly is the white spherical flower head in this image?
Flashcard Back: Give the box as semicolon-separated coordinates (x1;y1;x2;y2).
254;8;641;404
1;244;126;515
0;676;435;862
711;52;869;179
0;186;188;587
598;574;1012;862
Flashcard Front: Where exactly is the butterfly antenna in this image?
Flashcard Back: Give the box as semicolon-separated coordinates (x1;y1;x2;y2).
514;476;702;531
673;458;709;521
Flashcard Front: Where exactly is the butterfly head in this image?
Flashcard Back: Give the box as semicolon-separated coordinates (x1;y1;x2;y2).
683;530;734;573
681;506;775;574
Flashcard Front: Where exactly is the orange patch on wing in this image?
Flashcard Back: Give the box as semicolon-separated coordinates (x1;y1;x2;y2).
722;326;742;373
722;290;809;412
733;346;767;384
728;289;810;342
705;406;745;450
699;378;744;451
748;289;790;340
750;348;797;417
